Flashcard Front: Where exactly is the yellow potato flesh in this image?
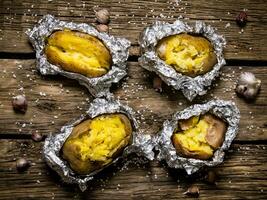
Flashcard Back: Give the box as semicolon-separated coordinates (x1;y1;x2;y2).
173;118;214;159
156;34;217;77
62;114;131;174
178;115;200;131
45;30;112;78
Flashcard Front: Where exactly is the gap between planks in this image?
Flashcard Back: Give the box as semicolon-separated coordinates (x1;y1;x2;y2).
0;139;266;200
1;134;267;145
1;51;267;66
0;0;267;60
0;60;266;141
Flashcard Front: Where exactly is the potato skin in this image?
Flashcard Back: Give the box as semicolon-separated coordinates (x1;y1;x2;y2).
156;33;217;77
172;114;227;160
178;116;200;131
45;30;112;78
62;113;132;174
203;114;227;149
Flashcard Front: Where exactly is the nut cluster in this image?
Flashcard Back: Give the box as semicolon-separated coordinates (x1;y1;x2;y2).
95;9;110;33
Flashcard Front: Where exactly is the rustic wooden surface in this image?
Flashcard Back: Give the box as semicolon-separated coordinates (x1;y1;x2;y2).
0;0;266;199
0;140;266;200
0;0;267;60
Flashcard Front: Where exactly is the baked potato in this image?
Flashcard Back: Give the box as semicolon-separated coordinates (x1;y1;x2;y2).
45;30;112;78
172;114;227;160
156;33;217;77
62;113;132;174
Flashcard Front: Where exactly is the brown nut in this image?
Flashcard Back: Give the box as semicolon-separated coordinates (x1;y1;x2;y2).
95;9;110;24
62;113;132;174
156;33;217;77
96;24;109;33
12;95;28;113
45;30;112;78
206;170;217;184
31;132;44;142
153;76;163;93
236;11;248;27
16;158;30;171
172;114;227;160
183;185;200;197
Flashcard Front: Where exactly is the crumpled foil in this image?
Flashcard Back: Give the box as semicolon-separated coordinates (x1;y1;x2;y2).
43;96;153;191
26;15;131;97
139;20;226;101
154;100;240;174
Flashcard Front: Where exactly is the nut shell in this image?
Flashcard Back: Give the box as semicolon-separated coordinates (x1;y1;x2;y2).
16;158;30;171
95;9;110;24
12;95;28;113
236;11;248;27
96;24;109;33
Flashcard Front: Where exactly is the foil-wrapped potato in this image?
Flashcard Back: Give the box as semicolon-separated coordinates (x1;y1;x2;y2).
45;30;112;78
156;33;217;77
62;113;132;174
172;114;227;160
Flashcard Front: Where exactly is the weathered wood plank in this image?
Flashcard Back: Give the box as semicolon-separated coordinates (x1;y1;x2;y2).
0;59;266;141
0;0;267;60
0;140;266;199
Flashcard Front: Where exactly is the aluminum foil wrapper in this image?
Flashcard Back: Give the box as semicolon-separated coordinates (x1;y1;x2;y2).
43;96;153;191
155;100;240;175
139;20;226;101
26;15;131;97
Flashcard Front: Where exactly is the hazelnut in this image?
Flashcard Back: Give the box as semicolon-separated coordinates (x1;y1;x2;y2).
183;185;200;197
16;158;30;171
153;76;163;93
206;170;217;184
12;95;28;113
96;24;109;33
236;11;248;27
95;9;110;24
31;132;44;142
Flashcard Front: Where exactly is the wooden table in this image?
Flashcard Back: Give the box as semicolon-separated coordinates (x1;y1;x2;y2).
0;0;266;199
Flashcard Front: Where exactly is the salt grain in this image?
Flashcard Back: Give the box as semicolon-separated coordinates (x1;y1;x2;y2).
39;92;46;96
225;23;231;28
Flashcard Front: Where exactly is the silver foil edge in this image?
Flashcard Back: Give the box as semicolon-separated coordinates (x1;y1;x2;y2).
43;96;150;191
138;20;226;101
26;14;131;97
155;99;240;174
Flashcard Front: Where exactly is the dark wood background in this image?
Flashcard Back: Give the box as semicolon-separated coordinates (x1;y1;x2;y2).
0;0;266;199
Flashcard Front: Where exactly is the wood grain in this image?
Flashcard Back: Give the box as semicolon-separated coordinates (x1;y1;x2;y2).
0;1;267;199
0;0;267;60
0;59;266;141
0;139;266;200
